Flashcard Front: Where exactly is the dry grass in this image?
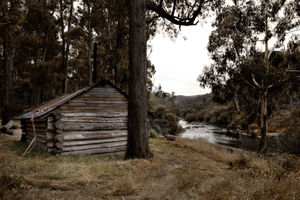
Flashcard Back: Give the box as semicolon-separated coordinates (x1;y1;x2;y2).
0;130;299;200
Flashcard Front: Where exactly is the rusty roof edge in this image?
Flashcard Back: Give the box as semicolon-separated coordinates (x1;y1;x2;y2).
15;85;94;120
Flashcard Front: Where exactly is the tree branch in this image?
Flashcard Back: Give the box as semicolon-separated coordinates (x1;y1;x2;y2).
0;22;11;26
146;0;205;26
251;73;260;88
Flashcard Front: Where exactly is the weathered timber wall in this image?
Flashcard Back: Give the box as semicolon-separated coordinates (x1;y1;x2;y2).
22;118;49;151
55;85;128;155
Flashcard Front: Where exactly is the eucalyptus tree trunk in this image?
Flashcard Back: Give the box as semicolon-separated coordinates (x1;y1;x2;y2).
64;0;73;91
126;0;152;159
259;10;269;153
59;0;67;93
86;1;93;85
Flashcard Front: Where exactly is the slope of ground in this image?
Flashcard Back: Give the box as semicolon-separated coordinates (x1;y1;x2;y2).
0;130;299;200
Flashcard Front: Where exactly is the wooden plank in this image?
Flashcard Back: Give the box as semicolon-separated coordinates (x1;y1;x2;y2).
61;145;127;155
69;100;127;104
58;117;128;123
76;94;126;98
56;142;63;149
46;132;54;140
47;141;55;148
62;130;127;140
89;88;119;92
47;147;55;153
58;105;128;110
48;117;54;122
26;135;47;144
60;112;128;118
25;119;47;123
80;93;126;98
25;123;47;128
47;121;54;129
64;102;128;107
75;97;127;101
63;137;127;146
26;132;46;138
55;121;127;131
62;141;127;152
58;109;128;113
25;128;47;133
55;134;64;143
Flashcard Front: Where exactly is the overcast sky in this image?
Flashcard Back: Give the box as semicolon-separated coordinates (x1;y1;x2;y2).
149;22;214;96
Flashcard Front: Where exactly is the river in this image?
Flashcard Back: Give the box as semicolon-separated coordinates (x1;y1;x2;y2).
179;120;279;152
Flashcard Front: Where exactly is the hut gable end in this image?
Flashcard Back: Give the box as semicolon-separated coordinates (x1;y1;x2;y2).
18;80;128;155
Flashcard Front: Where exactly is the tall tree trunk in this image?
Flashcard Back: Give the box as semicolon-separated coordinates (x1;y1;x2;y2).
87;1;93;85
1;32;13;125
60;0;67;93
126;0;152;159
259;9;269;153
93;42;98;83
64;0;73;91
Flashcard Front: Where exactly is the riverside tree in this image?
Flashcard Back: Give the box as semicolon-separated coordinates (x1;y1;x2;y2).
126;0;225;158
198;0;300;153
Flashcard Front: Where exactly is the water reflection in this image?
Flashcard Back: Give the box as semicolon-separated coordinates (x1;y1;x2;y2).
179;120;279;152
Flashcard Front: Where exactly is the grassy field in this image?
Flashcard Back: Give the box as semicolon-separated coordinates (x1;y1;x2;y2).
0;129;299;200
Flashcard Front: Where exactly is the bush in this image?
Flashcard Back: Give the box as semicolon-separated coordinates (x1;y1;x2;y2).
279;108;300;155
149;129;157;138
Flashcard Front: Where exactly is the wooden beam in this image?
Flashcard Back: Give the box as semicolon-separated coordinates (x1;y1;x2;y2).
55;121;127;131
63;137;127;146
61;146;127;155
62;141;127;152
58;117;128;123
60;112;128;118
61;130;127;140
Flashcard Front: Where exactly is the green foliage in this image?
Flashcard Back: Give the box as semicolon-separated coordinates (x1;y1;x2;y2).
0;0;157;118
148;90;181;136
198;0;300;132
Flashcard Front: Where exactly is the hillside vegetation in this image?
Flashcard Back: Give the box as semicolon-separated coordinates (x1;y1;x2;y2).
0;129;299;200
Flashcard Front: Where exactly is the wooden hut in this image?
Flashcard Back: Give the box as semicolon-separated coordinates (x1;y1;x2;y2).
16;80;128;155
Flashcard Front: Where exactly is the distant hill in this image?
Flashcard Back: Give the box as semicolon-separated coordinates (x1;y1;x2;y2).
174;93;213;105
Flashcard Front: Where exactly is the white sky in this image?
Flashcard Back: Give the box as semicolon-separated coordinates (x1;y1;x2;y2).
149;23;213;96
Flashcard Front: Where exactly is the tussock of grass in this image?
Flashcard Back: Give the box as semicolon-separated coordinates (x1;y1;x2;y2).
0;131;299;200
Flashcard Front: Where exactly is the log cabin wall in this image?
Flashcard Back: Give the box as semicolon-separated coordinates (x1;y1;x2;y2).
21;118;48;151
53;84;128;155
21;117;56;153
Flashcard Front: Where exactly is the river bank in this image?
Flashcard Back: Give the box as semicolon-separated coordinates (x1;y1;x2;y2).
1;129;300;199
179;120;279;153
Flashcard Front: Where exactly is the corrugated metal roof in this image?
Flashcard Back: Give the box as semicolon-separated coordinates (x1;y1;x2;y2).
16;85;94;120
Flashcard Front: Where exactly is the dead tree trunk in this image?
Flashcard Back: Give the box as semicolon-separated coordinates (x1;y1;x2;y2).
126;0;152;159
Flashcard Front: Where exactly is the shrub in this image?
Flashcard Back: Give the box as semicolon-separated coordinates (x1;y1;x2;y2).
149;129;157;138
279;108;300;155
